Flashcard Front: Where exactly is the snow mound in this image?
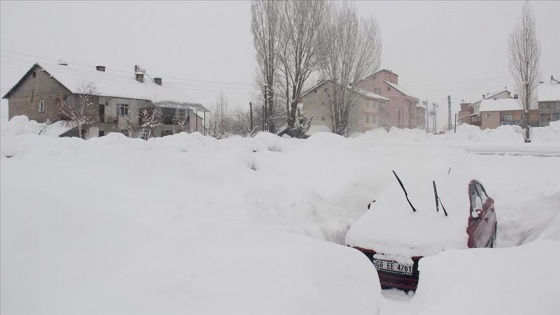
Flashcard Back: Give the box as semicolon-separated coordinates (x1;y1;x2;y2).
1;115;71;137
412;239;560;315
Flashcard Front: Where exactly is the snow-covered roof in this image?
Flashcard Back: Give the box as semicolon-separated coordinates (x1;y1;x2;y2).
383;81;418;100
28;63;203;107
300;80;389;101
538;83;560;102
353;87;389;101
479;98;523;112
346;172;478;257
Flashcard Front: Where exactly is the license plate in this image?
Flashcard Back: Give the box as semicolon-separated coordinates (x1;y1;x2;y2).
373;258;413;275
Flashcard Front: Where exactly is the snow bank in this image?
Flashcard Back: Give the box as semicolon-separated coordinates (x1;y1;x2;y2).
1;117;559;314
346;173;475;257
0;115;71;137
412;240;560;315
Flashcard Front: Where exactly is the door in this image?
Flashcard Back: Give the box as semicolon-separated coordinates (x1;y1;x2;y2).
99;104;105;123
467;181;496;248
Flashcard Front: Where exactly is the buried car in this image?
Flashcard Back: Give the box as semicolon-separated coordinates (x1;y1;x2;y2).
345;171;497;292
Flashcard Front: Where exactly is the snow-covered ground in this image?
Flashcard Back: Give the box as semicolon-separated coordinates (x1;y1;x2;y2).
2;117;560;314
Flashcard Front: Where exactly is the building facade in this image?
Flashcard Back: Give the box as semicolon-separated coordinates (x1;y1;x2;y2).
537;80;560;127
357;69;425;129
299;80;389;134
3;63;208;139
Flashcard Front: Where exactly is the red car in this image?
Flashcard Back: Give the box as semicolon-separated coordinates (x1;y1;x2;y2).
346;171;497;292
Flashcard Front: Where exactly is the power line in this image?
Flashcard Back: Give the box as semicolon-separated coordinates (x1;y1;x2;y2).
0;49;254;88
0;58;260;95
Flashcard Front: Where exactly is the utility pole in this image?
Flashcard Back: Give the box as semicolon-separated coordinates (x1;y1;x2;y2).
249;102;253;132
424;99;429;133
263;85;268;132
431;103;438;133
447;95;452;131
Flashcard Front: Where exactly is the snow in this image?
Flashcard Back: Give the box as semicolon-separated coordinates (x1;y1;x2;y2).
345;172;476;257
538;82;560;102
412;240;560;315
384;80;417;99
2;117;560;314
479;98;523;112
38;63;202;106
354;87;390;100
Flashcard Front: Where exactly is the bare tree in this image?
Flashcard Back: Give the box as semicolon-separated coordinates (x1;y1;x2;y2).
208;92;231;139
508;1;540;141
251;0;281;133
174;115;190;134
58;80;98;139
138;107;162;139
276;0;327;137
316;2;382;135
229;107;257;136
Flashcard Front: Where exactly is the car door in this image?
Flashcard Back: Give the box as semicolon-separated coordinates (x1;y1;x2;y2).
467;181;496;248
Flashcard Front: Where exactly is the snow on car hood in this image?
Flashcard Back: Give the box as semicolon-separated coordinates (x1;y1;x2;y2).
346;172;474;258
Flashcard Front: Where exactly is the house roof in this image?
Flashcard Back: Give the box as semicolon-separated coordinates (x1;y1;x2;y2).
479;98;523;112
538;83;560;102
4;63;207;111
300;80;330;98
353;87;389;101
300;80;389;101
383;80;418;100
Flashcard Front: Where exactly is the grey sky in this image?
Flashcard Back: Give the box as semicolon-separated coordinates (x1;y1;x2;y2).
1;1;559;128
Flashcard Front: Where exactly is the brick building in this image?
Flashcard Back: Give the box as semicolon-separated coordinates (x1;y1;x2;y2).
357;69;425;129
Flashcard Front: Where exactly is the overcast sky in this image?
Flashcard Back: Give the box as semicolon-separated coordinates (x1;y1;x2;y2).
1;1;559;127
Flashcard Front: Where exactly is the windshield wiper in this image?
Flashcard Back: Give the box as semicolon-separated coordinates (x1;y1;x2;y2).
432;181;448;217
392;170;417;213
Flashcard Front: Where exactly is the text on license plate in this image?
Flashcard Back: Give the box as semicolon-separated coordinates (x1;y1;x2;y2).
373;258;413;275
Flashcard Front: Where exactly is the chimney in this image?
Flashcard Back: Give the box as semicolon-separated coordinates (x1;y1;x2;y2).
96;65;106;72
154;77;162;86
134;65;146;83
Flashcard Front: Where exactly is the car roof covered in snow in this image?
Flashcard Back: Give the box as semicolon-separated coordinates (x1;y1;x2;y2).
346;171;477;258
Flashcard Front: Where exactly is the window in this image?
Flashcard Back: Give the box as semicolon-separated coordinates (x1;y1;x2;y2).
374;88;381;95
116;103;129;116
321;116;325;121
38;100;45;112
161;130;173;137
387;86;391;91
502;114;513;121
365;115;370;123
177;109;186;117
32;71;36;78
99;130;105;137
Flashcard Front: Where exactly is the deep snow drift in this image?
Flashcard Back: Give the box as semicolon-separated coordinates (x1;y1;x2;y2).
2;117;560;314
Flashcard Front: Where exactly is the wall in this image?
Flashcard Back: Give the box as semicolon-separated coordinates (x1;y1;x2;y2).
7;65;72;123
358;72;420;129
301;81;386;134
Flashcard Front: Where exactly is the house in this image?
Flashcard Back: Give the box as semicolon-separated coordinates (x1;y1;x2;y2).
299;80;390;133
2;63;209;139
357;69;425;129
457;90;511;126
537;77;560;126
478;98;539;129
